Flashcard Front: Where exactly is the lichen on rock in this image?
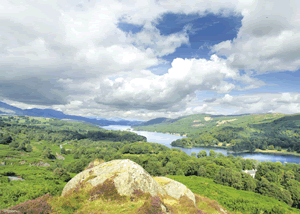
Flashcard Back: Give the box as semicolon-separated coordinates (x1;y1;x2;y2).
154;176;196;205
61;159;166;197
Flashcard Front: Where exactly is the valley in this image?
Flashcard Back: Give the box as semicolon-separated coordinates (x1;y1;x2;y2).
0;115;300;213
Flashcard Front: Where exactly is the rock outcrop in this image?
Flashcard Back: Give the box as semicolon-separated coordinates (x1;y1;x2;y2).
55;152;65;160
154;176;196;204
61;159;198;214
62;159;166;197
29;161;50;167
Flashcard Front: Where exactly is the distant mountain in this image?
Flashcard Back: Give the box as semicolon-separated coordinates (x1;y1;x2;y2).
0;101;24;115
0;101;142;126
133;117;168;126
88;116;143;122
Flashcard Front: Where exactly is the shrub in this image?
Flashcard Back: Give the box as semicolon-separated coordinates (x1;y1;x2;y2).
0;175;9;183
9;194;52;214
53;168;71;182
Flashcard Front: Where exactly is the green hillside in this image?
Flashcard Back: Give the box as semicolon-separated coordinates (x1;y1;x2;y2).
133;113;287;136
134;113;300;154
1;115;300;213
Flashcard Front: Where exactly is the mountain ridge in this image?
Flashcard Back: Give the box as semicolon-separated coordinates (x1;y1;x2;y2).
0;101;141;126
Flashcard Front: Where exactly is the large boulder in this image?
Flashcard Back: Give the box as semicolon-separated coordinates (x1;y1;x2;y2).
61;159;166;197
154;176;196;205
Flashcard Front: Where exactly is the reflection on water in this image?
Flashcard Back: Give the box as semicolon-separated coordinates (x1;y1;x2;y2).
101;125;300;164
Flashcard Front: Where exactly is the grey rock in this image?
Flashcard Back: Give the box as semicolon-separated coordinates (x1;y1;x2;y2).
62;159;166;197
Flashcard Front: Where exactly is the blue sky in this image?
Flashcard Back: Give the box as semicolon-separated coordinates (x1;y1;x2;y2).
0;0;299;120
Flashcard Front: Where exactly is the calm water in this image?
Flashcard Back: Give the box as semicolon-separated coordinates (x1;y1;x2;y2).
102;125;300;164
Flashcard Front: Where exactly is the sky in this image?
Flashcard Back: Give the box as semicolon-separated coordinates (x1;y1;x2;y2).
1;0;300;120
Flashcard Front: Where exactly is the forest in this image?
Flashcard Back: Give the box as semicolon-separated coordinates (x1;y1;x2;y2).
134;113;300;154
0;115;300;213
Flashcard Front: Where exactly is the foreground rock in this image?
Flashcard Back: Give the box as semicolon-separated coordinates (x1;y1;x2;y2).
154;176;196;204
62;159;166;197
62;159;197;209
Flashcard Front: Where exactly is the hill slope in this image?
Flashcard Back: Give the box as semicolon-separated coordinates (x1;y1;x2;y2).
134;113;300;153
1;116;300;213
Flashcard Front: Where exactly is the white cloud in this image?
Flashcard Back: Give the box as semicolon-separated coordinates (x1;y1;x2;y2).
202;92;300;115
1;0;299;120
212;0;300;74
89;55;261;111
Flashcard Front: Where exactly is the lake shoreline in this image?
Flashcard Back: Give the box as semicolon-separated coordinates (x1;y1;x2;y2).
170;143;300;158
103;125;300;164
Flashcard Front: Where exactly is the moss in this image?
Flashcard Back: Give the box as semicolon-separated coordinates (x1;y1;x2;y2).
83;175;97;183
137;196;164;214
153;177;171;186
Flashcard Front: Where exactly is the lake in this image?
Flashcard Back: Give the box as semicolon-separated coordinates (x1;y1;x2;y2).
102;125;300;164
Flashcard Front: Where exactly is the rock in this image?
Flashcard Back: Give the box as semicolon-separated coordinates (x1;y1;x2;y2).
55;152;65;160
8;176;25;181
29;161;50;167
5;157;17;160
0;161;5;166
154;176;196;205
62;159;166;197
19;161;26;165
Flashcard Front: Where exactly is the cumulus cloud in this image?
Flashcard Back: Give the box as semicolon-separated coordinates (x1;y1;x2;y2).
202;93;300;115
1;0;299;120
90;55;262;111
212;0;300;74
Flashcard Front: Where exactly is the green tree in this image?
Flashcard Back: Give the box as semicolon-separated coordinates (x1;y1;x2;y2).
144;161;163;176
256;177;293;206
26;144;33;152
285;180;300;208
176;169;184;176
197;150;207;158
0;136;12;145
205;163;220;179
9;141;19;149
43;148;55;159
60;147;66;154
197;166;206;177
191;152;196;157
17;142;26;151
209;150;217;157
214;167;243;190
165;162;176;175
241;173;256;192
73;153;80;159
53;168;71;182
